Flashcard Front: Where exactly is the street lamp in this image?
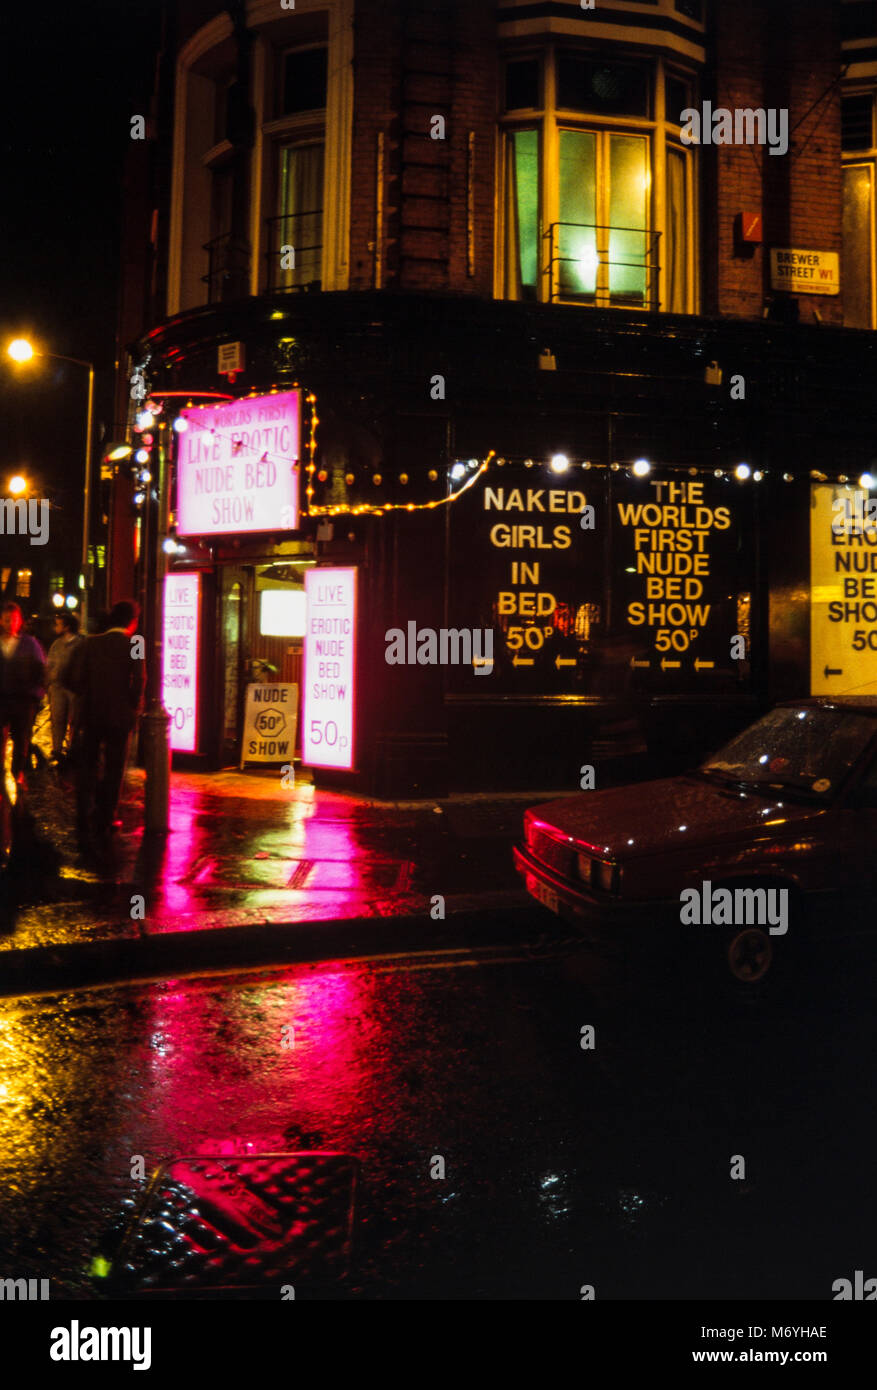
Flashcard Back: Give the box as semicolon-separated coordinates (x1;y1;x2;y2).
8;475;27;496
6;337;95;630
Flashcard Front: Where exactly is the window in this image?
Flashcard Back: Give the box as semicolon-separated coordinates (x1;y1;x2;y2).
842;91;877;329
280;47;327;115
265;45;328;292
505;59;540;112
556;56;650;118
16;570;31;598
501;48;697;311
275;142;325;289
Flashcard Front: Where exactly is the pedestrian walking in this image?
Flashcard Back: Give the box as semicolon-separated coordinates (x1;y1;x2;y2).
66;600;146;854
45;611;84;763
0;602;47;787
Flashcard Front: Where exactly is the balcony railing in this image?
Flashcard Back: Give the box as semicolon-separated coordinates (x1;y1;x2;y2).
202;234;251;304
264;213;323;293
544;222;661;309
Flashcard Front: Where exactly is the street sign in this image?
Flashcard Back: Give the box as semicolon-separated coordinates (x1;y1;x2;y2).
770;248;839;295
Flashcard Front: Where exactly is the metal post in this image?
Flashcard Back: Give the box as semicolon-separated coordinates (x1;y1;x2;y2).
143;421;171;833
81;365;94;633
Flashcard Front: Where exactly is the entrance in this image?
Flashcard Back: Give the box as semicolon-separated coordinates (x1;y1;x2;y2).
220;568;248;765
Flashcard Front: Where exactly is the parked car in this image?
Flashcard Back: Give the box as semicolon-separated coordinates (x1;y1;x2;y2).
514;699;877;989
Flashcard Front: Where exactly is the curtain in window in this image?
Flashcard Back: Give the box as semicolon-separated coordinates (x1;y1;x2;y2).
278;142;325;288
505;130;539;299
843;164;874;329
666;147;687;313
558;130;597;299
608;135;647;305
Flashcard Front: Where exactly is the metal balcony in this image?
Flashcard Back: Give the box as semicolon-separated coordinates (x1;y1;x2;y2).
264;213;323;293
544;222;661;309
201;234;251;304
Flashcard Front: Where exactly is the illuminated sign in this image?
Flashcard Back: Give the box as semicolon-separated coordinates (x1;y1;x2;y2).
810;484;877;695
449;466;754;695
163;572;200;752
303;568;356;770
241;683;299;766
448;470;602;692
260;589;306;637
177;390;300;536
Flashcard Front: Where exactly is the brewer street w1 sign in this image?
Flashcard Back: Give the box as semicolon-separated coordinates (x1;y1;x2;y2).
770;248;839;295
177;390;300;535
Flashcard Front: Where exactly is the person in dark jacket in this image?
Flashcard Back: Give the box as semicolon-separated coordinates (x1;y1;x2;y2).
46;611;84;762
0;601;47;784
67;599;146;851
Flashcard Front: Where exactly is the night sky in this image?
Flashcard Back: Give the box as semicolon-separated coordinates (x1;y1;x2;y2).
1;0;163;500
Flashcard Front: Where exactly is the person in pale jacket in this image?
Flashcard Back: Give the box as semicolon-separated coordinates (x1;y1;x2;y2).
45;611;83;763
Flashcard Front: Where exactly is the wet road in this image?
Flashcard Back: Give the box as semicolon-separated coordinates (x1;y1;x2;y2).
2;919;876;1300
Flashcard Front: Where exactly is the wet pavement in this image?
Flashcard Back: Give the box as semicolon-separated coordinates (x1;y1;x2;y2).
1;937;876;1300
0;722;546;965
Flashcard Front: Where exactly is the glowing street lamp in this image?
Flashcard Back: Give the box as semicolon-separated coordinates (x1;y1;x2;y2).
6;337;95;628
7;338;34;363
8;474;27;496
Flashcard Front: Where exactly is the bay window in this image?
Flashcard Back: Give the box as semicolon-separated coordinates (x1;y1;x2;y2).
501;49;697;313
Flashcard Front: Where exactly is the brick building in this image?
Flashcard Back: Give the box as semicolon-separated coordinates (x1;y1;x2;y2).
111;0;877;794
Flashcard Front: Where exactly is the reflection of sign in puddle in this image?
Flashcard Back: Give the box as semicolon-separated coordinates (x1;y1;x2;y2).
100;1152;359;1294
288;859;412;891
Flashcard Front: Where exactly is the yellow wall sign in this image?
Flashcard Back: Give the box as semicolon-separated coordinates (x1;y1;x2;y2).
770;248;839;295
810;485;877;695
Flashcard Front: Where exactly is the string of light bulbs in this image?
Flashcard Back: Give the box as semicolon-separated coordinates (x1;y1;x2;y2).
131;390;876;522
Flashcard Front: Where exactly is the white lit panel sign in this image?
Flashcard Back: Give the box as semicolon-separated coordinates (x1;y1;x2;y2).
163;572;200;752
303;568;356;770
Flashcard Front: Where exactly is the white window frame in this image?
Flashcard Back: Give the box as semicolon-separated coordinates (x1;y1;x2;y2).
496;46;699;314
842;87;877;330
168;0;353;316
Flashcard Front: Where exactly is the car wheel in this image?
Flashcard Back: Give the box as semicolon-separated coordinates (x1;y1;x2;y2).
726;925;773;986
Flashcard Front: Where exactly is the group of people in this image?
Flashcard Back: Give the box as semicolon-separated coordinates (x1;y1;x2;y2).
0;598;146;856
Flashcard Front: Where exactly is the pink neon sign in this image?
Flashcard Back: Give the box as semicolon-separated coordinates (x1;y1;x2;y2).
303;568;356;770
177;391;300;536
163;572;200;752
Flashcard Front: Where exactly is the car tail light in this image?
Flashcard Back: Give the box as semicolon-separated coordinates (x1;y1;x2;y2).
594;859;618;894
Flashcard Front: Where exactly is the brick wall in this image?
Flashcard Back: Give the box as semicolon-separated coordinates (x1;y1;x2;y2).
349;0;496;295
711;0;843;325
